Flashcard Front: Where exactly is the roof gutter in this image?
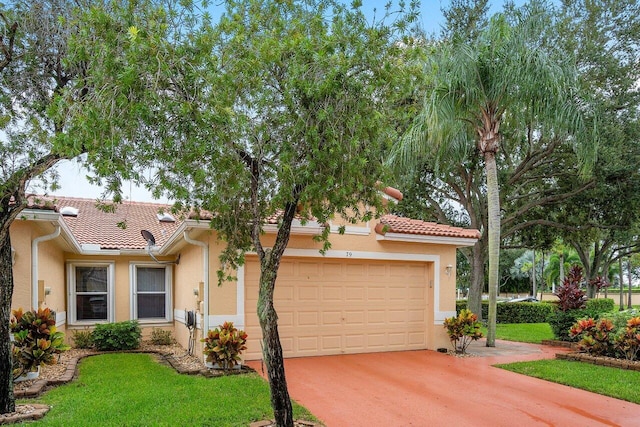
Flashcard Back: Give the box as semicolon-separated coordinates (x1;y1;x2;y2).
157;220;210;255
376;232;479;247
32;225;61;310
183;230;209;337
21;209;82;253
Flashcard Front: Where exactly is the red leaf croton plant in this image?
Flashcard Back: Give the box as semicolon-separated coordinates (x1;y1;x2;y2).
201;321;248;370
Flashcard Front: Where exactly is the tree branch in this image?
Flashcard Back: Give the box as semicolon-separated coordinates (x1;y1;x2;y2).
502;180;595;229
0;13;17;72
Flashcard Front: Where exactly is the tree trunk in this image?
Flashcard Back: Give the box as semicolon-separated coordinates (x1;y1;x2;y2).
253;196;299;427
467;242;485;321
619;256;624;311
628;258;633;309
0;230;15;414
531;250;537;298
484;151;500;347
557;253;564;294
257;256;293;427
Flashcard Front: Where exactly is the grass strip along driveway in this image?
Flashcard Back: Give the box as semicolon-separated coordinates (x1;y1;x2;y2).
488;323;640;405
26;353;315;426
496;358;640;404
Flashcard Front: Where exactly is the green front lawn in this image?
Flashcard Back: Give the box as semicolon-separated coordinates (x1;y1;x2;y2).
496;359;640;404
481;322;554;344
27;353;315;426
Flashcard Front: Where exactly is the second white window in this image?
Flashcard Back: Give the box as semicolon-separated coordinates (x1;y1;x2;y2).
131;264;172;322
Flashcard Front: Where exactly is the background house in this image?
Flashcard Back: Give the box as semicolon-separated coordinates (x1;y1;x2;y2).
11;190;479;360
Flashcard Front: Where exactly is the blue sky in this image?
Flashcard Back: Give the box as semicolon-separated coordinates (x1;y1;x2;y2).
52;0;527;202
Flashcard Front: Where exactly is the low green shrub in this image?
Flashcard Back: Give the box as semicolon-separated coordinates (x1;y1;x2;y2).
584;298;615;317
92;321;141;351
496;302;554;323
443;309;483;354
456;300;554;323
150;328;174;346
72;329;94;349
549;309;587;341
608;309;640;330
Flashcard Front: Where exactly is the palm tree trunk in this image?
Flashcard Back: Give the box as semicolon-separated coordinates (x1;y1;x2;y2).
467;243;485;321
485;151;500;347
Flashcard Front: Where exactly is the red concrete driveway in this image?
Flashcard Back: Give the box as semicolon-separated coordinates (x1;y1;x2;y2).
247;340;640;426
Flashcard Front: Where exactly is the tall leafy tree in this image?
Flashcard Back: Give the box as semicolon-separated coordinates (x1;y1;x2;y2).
547;0;640;297
0;0;183;414
0;0;88;413
74;1;418;425
440;0;488;42
393;2;593;346
512;0;640;297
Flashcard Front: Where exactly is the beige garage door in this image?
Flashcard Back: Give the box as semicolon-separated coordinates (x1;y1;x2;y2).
244;257;429;360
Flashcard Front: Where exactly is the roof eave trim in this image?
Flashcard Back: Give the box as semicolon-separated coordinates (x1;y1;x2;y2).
21;209;83;253
157;219;211;255
81;249;122;255
376;232;478;247
263;221;325;236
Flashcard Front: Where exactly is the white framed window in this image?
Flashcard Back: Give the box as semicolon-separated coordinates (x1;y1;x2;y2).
67;261;115;324
130;263;172;322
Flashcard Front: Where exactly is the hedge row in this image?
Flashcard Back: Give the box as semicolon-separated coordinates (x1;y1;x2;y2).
549;298;617;341
456;298;616;325
456;301;554;323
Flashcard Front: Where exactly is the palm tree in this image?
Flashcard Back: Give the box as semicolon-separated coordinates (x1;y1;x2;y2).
393;4;594;346
544;243;581;293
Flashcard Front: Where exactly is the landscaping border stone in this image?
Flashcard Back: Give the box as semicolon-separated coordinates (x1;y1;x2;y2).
0;404;49;425
556;352;640;371
541;339;576;349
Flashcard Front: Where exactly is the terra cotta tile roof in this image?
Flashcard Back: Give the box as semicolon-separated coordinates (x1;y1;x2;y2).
26;194;480;249
376;215;481;240
27;196;181;250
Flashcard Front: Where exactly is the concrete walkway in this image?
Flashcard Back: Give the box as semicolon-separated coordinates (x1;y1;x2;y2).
247;340;640;426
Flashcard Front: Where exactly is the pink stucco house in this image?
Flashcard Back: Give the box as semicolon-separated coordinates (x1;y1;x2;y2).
11;189;479;360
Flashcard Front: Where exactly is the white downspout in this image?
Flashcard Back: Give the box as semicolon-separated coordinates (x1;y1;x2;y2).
183;231;209;336
32;225;61;311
